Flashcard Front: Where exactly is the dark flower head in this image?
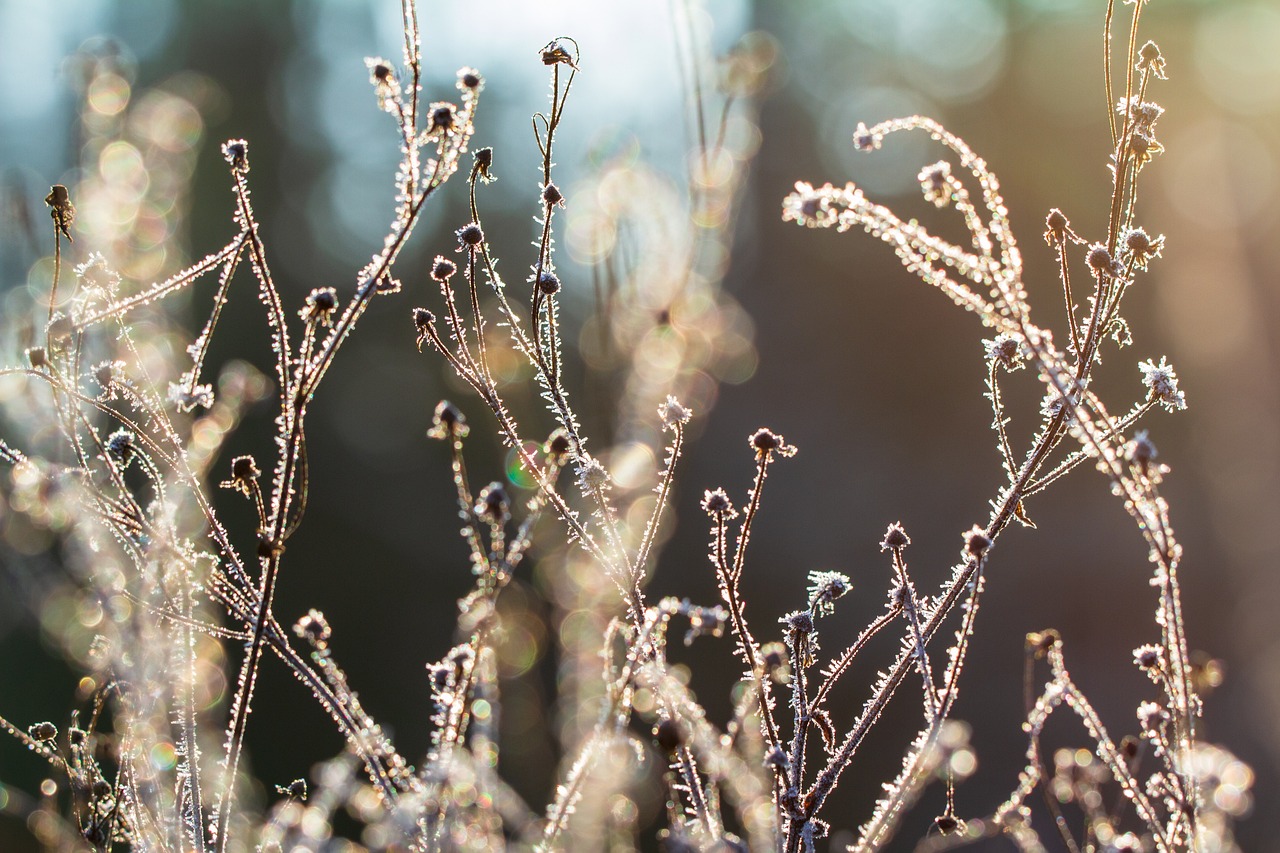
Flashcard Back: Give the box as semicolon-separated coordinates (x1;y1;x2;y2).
701;488;737;519
456;222;484;250
432;256;457;281
541;39;579;69
852;122;881;151
963;525;992;559
29;722;57;743
300;286;338;325
545;428;573;461
458;66;483;91
880;522;911;551
106;429;135;465
221;139;249;173
1137;40;1167;79
542;182;564;208
26;347;48;369
428;102;458;137
475;482;510;522
473;147;495;182
749;428;796;459
428;399;469;440
536;269;561;295
1127;430;1157;469
1043;208;1074;247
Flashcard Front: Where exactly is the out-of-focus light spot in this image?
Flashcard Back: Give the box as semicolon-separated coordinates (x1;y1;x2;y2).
87;72;130;116
1195;4;1280;116
77;676;96;699
132;91;203;152
39;779;57;797
149;742;176;772
607;441;655;491
0;785;9;810
841;0;1007;103
948;748;977;778
471;699;491;721
99;141;149;204
505;441;542;489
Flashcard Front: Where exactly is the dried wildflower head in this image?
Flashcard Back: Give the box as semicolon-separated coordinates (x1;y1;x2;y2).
26;347;48;370
44;184;75;241
542;182;564;208
426;102;458;139
473;147;495;182
541;39;578;69
222;139;249;173
475;482;510;523
1126;429;1158;470
431;256;457;282
300;286;338;326
764;745;790;771
92;360;125;396
1138;357;1186;411
428;400;469;440
105;428;135;466
1026;629;1060;658
168;378;214;412
749;427;796;459
1133;644;1163;671
536;269;561;295
221;455;262;497
294;609;331;647
880;522;911;551
458;66;484;92
807;570;851;617
576;454;611;492
1137;39;1167;79
1086;243;1122;279
782;609;814;636
456;222;484;251
984;333;1024;372
700;488;737;520
545;428;573;462
852;121;881;151
365;57;400;112
658;395;691;429
963;525;991;559
1122;227;1164;270
918;161;952;207
29;722;57;743
1043;208;1074;247
413;307;437;350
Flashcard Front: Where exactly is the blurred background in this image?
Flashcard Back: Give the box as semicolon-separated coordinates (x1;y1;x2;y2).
0;0;1276;849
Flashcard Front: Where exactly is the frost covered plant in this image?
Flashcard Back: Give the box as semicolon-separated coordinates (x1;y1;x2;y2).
0;1;1252;852
777;1;1248;850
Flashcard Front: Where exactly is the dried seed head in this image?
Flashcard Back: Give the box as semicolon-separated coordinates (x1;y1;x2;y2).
428;400;469;440
542;182;564;208
29;722;57;742
700;488;736;519
1137;40;1167;79
658;395;691;429
1043;208;1073;247
456;222;484;249
475;482;510;522
414;307;436;333
473;147;495;182
223;455;262;497
852;122;880;151
458;67;483;91
45;185;76;240
764;745;789;770
541;39;578;69
300;287;338;325
807;570;851;617
284;779;308;800
427;102;458;137
1134;644;1162;670
221;139;249;173
880;522;911;551
105;429;135;466
68;728;85;746
1123;227;1164;270
984;333;1025;371
1127;430;1157;469
1026;629;1060;657
431;256;457;281
918;161;952;207
1138;357;1186;411
536;270;561;294
749;427;795;458
1119;735;1140;761
545;428;572;461
782;609;814;635
92;780;112;799
963;525;991;558
934;815;961;835
26;347;48;369
1086;243;1118;277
